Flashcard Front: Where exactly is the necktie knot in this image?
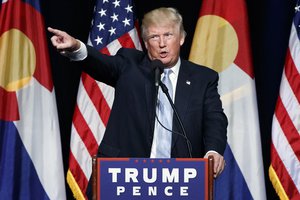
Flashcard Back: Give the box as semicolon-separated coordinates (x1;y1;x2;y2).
163;69;172;79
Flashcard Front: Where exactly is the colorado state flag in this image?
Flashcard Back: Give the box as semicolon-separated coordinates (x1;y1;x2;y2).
0;0;66;199
189;0;266;199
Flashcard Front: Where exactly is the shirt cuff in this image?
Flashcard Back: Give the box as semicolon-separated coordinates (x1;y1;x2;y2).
204;150;220;157
62;40;88;61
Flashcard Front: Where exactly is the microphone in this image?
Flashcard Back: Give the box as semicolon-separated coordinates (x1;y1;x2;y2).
151;59;192;157
159;78;193;158
151;59;164;87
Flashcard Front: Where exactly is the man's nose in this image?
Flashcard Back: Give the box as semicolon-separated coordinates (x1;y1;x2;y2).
158;36;167;47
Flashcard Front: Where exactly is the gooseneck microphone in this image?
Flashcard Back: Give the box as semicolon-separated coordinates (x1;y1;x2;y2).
159;81;193;158
151;59;192;158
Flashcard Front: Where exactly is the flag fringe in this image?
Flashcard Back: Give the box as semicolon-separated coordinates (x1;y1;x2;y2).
67;169;86;200
269;165;289;200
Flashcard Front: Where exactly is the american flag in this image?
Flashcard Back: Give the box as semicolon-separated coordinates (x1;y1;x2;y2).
66;0;141;199
269;2;300;199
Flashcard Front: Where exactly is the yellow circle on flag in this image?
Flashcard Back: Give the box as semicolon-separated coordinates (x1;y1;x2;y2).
0;29;36;91
189;15;238;73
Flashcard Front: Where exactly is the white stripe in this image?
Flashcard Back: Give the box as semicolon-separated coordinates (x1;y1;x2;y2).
70;125;92;179
15;78;66;200
279;73;300;132
218;63;251;96
107;39;122;55
220;64;266;200
272;116;300;192
97;81;115;108
76;79;106;144
129;28;143;50
289;24;300;73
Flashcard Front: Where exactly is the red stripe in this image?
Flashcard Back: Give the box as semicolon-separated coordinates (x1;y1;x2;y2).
118;33;136;48
0;87;19;121
68;151;88;199
275;97;300;162
284;49;300;103
72;104;99;156
81;73;111;127
100;47;111;55
270;143;300;199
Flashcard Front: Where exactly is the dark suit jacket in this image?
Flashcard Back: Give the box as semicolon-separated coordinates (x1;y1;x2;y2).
82;46;228;158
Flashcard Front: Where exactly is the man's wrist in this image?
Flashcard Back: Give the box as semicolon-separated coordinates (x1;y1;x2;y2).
63;40;88;61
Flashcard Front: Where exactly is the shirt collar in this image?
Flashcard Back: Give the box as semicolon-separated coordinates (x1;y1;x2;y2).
168;58;181;77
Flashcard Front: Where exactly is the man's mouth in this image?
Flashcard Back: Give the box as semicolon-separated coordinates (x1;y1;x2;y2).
159;51;168;58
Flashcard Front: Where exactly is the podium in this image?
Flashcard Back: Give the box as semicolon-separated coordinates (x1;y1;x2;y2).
92;156;214;200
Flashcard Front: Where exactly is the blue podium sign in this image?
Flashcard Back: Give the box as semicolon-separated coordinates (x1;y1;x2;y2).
96;158;208;200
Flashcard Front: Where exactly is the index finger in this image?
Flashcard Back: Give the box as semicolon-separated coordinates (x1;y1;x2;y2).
47;27;65;36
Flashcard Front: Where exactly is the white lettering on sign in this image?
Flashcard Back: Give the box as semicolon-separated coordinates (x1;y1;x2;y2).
184;168;197;183
115;186;189;196
108;167;197;183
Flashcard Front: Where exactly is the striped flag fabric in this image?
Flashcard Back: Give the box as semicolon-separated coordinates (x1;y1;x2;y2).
0;0;66;199
269;3;300;199
189;0;266;199
66;0;141;199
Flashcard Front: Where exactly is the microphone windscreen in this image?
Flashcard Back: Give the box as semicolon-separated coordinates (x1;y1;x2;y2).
151;59;164;73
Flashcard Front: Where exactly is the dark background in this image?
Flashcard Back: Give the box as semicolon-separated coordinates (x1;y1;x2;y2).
41;0;296;199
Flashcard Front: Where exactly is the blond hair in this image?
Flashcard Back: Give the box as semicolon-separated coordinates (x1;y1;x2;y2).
141;7;186;41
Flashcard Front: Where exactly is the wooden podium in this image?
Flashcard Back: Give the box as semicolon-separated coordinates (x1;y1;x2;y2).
92;156;214;200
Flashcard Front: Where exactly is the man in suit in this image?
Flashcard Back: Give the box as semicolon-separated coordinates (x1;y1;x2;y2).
48;7;228;177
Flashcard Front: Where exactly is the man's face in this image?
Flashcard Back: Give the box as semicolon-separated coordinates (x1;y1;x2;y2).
144;23;185;68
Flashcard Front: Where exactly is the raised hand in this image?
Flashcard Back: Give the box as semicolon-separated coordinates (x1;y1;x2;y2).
48;27;80;53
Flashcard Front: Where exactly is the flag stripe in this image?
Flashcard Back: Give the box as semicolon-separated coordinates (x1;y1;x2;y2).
68;152;88;199
270;142;300;199
0;121;49;200
77;78;107;144
279;71;300;137
100;47;111;55
271;117;300;196
285;49;300;103
72;104;98;156
290;20;300;70
129;28;143;50
70;125;93;179
275;97;300;162
107;39;122;55
0;87;19;121
118;32;136;48
82;73;111;127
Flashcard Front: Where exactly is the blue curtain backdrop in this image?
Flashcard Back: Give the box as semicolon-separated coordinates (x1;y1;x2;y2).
38;0;295;199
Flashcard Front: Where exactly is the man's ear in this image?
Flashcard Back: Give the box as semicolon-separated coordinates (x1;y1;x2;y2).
180;35;185;46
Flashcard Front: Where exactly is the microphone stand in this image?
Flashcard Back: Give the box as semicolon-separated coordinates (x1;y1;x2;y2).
159;81;193;158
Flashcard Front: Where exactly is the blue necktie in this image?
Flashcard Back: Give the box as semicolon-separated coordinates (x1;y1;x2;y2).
156;69;173;158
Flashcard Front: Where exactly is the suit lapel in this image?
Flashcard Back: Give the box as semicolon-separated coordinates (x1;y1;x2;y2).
142;58;157;147
172;62;192;148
